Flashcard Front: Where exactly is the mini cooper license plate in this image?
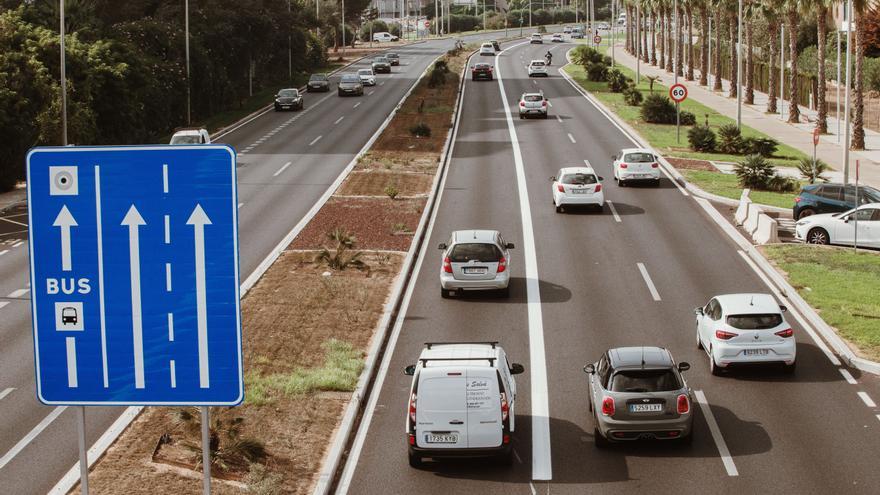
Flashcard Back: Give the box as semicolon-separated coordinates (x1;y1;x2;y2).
629;403;663;413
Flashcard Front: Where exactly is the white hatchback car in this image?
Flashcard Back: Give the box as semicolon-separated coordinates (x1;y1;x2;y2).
169;128;210;145
695;294;796;375
438;230;514;298
357;68;376;86
795;203;880;248
551;166;604;213
613;148;661;186
528;59;549;77
530;33;543;44
518;92;548;119
479;42;495;56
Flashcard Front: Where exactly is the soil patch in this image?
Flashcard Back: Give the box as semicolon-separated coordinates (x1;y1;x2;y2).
666;157;716;171
337;170;434;197
356;150;439;173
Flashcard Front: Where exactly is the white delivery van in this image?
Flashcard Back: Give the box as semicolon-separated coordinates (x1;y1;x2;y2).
373;32;399;42
404;342;524;467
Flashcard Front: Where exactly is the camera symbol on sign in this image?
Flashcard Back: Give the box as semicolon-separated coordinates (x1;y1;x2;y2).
49;166;79;196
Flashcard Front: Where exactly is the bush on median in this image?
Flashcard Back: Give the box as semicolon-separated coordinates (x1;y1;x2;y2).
688;125;717;152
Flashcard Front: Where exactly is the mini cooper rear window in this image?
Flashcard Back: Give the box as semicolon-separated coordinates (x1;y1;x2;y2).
561;173;597;185
610;370;680;392
624;152;654;163
726;314;783;330
449;243;502;263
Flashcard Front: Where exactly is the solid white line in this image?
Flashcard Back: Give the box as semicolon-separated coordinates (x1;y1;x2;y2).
170;360;177;388
237;202;244;209
7;288;29;298
606;200;622;222
636;262;661;301
694;390;739;476
556;115;563;123
167;313;174;342
0;388;13;401
95;167;108;388
273;161;292;177
162;164;169;193
0;406;67;470
497;40;553;481
0;302;9;310
529;483;537;495
11;241;23;248
858;391;877;408
353;102;362;108
0;250;8;256
66;337;78;387
164;215;170;244
334;116;345;125
309;135;323;146
839;368;858;385
567;133;576;143
165;263;172;292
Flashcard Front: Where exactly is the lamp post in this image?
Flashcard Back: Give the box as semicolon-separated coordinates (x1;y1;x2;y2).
60;0;68;145
185;0;191;125
673;0;678;85
288;0;292;83
736;0;742;129
837;17;842;142
341;0;346;58
843;0;853;184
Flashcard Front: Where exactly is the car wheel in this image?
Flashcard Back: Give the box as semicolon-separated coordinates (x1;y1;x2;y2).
797;208;816;220
594;427;610;449
654;179;661;187
338;90;343;96
519;114;524;119
408;452;422;468
696;327;703;350
709;348;723;376
441;288;451;299
619;179;626;187
783;361;797;375
555;205;563;213
807;227;830;245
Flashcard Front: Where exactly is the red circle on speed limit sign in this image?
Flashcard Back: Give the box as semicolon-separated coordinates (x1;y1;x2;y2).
669;84;687;103
593;35;602;44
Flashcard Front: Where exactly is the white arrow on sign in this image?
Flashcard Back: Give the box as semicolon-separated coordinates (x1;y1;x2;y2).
122;205;146;389
187;204;212;389
53;206;78;271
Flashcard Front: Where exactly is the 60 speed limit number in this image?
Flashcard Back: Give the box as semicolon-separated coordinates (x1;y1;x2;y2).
669;83;688;103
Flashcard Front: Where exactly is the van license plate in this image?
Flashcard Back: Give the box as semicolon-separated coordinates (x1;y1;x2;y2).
426;433;458;444
463;267;488;274
743;349;769;356
629;404;663;413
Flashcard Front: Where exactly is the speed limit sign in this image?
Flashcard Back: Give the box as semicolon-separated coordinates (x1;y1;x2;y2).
669;83;688;103
593;35;602;44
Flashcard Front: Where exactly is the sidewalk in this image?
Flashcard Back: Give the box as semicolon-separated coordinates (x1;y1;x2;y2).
611;45;880;190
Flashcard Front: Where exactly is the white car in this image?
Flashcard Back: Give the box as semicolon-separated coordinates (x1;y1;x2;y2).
530;33;543;44
438;230;514;298
597;22;610;31
551;33;564;43
373;32;398;42
403;342;525;467
527;59;549;77
357;68;376;86
479;42;495;56
169;128;210;145
613;148;661;186
518;92;548;119
695;294;796;375
551;166;604;213
795;203;880;247
563;26;572;34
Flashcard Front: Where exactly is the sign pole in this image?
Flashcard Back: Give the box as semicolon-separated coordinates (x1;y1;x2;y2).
202;406;211;494
77;406;89;494
676;103;681;143
854;160;859;252
812;127;819;182
670;83;687;143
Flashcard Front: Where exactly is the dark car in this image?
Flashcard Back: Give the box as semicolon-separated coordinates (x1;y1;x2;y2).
793;183;880;220
372;56;391;74
307;73;330;92
273;88;303;111
386;52;400;66
471;63;494;81
491;40;501;51
337;73;364;96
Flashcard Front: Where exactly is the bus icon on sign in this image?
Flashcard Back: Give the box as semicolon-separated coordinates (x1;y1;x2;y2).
55;302;84;331
62;307;78;325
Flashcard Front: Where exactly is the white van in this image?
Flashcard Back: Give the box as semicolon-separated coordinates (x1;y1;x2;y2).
373;32;399;42
403;342;524;467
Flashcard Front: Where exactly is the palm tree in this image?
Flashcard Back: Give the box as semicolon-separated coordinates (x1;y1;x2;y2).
852;0;867;149
713;8;723;90
643;2;650;63
786;0;800;123
762;1;780;113
686;0;695;81
728;7;737;98
813;1;830;134
666;2;674;71
676;3;684;77
698;0;709;86
743;1;755;104
650;2;658;65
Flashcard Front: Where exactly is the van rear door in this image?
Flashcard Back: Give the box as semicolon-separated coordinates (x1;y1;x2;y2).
415;369;467;449
466;368;503;448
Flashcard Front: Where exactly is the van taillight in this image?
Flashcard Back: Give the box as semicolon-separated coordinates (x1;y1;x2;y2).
500;392;509;422
601;396;615;416
677;394;690;414
409;393;417;423
443;257;453;273
408;434;416;445
497;256;507;273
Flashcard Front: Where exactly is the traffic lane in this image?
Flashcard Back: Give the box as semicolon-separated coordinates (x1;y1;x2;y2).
346;53;537;494
500;43;880;492
0;246;30;311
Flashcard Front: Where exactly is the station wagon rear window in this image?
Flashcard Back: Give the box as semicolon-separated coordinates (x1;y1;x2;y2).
449;243;502;263
561;173;597;185
610;369;680;392
623;152;654;163
726;314;783;330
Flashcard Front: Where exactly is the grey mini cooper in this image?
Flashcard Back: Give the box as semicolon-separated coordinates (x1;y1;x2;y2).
584;347;693;447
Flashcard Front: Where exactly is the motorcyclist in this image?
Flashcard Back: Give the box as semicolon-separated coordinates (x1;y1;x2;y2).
545;50;553;65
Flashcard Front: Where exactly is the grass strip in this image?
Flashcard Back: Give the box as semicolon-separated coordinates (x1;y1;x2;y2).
680;169;799;209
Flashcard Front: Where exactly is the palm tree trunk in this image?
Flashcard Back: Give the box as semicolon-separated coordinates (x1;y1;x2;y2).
745;17;754;104
713;11;722;90
768;19;778;113
852;7;865;149
643;10;650;62
686;4;695;81
651;10;657;65
816;3;828;134
728;12;737;98
676;7;684;77
699;5;708;86
787;7;800;123
626;5;632;53
659;5;666;69
666;7;674;71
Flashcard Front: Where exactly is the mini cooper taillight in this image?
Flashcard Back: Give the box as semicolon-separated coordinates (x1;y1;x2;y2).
601;396;615;416
677;394;690;414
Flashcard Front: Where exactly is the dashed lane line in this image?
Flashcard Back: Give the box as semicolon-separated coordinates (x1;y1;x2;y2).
839;368;858;385
334;116;345;125
0;388;13;401
0;302;9;310
0;250;8;256
556;115;563;123
858;391;877;408
7;288;29;299
567;133;576;144
606;201;622;223
237;203;244;209
273;161;292;177
0;406;67;470
309;135;323;146
11;241;23;248
636;263;661;301
353;102;362;108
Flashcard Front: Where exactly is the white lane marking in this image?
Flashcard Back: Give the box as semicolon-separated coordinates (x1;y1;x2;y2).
353;102;362;108
694;390;739;476
334;116;345;125
237;202;244;209
163;215;170;244
11;241;24;248
0;217;27;227
877;414;880;423
273;161;292;177
0;302;9;310
0;388;14;401
567;133;576;144
165;263;172;292
547;100;553;107
368;90;375;95
309;135;323;146
533;80;538;85
606;201;622;223
556;115;563;123
7;288;29;298
839;368;858;385
497;40;553;481
583;159;592;168
513;448;524;464
0;249;8;256
636;263;661;301
529;483;537;495
858;392;877;408
162;164;169;193
0;406;68;470
379;82;385;86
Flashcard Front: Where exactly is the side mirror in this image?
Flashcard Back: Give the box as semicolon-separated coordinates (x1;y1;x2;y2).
598;176;605;181
694;307;704;316
438;242;447;250
779;305;788;313
510;363;525;375
583;364;595;374
505;242;515;249
550;176;557;182
677;362;691;372
611;154;617;160
404;365;416;376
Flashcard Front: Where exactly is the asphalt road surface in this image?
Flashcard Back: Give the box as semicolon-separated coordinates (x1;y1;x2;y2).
340;37;880;495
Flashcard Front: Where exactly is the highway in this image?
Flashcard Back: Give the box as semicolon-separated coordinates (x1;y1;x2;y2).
340;38;880;494
0;32;538;494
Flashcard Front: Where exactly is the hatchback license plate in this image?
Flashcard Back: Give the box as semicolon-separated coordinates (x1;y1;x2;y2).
571;189;588;194
743;349;769;356
463;267;488;274
426;433;458;444
629;403;663;413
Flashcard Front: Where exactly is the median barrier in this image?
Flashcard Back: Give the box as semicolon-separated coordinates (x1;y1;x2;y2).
752;213;779;245
734;189;751;226
743;203;763;234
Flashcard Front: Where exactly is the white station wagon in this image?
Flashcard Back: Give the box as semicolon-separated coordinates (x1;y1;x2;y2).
438;230;514;298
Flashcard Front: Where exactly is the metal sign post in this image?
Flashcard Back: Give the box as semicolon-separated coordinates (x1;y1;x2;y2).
812;127;820;181
854;160;860;252
670;83;688;143
77;407;89;494
202;407;211;494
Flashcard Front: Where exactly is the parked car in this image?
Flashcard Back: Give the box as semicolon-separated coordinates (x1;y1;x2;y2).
357;68;377;86
491;40;501;51
479;42;495;56
518;92;549;119
471;62;494;81
527;59;549;77
273;88;303;111
169;128;210;145
695;293;796;375
793;183;880;220
438;230;514;298
307;73;330;92
404;341;525;466
585;347;693;447
551;33;564;42
552;167;604;213
373;31;398;42
386;52;400;65
530;33;543;44
337;73;364;96
372;56;392;74
613;148;661;186
563;26;573;34
597;22;611;30
795;203;880;247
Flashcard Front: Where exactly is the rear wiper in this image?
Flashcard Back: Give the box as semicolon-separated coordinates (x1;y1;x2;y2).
624;388;648;393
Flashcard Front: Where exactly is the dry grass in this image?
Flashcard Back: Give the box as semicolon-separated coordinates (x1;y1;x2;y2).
337;170;434;197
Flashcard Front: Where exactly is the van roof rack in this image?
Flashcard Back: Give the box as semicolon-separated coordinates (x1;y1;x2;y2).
419;357;497;365
425;341;498;349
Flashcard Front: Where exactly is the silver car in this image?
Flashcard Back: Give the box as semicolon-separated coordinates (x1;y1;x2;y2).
438;230;514;298
519;92;548;119
584;347;693;447
337;73;364;96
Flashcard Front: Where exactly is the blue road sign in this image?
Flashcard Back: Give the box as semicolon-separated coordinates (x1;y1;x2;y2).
26;146;243;405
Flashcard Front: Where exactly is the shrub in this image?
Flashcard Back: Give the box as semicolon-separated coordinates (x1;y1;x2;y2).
586;61;608;81
316;229;366;271
717;124;744;154
687;125;717;152
428;61;449;88
865;57;880;92
623;86;643;105
741;136;778;157
769;175;799;193
679;110;696;126
537;25;547;33
410;122;431;137
602;55;613;66
797;157;831;184
734;154;777;190
640;92;677;123
606;68;628;92
384;183;400;199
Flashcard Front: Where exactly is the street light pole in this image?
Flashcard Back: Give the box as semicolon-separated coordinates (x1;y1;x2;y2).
636;3;640;83
341;0;346;58
288;0;292;83
673;0;678;85
185;0;191;126
837;22;842;142
843;0;853;184
736;0;742;129
60;0;68;145
530;0;532;28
